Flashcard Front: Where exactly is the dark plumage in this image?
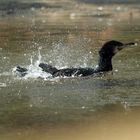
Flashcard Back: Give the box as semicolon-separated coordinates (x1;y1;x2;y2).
15;40;136;77
16;66;28;77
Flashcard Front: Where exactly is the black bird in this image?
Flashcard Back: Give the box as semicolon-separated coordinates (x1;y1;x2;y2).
15;40;136;77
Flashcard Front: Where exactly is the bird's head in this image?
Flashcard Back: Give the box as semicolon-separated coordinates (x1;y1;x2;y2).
99;40;136;58
96;40;137;72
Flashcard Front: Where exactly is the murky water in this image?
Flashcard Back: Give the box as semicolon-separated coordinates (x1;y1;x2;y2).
0;2;140;140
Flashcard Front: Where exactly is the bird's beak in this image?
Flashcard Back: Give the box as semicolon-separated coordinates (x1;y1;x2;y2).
123;42;137;47
118;42;137;50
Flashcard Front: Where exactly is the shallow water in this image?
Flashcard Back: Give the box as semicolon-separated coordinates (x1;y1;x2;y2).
0;2;140;140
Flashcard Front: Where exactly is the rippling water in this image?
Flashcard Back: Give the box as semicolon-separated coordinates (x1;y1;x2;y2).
0;2;140;140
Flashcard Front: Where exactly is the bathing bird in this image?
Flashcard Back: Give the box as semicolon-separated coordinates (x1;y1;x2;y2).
15;40;136;77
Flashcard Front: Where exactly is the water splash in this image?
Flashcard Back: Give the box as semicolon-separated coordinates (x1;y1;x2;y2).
44;41;94;69
12;47;52;80
12;42;95;80
25;47;53;80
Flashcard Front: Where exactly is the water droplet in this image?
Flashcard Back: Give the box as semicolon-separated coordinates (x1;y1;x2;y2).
31;7;35;11
81;106;86;109
116;6;121;11
97;6;103;11
29;104;33;107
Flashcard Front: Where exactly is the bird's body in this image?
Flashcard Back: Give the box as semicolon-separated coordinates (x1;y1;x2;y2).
41;65;96;77
15;40;136;78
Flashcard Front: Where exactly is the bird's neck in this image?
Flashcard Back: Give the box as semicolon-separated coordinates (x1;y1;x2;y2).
95;56;113;72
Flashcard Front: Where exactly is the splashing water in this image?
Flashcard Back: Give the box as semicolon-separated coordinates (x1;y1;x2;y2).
12;42;95;80
44;41;95;69
13;47;52;80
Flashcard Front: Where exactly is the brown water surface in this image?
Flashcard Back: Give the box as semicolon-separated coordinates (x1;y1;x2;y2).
0;1;140;140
